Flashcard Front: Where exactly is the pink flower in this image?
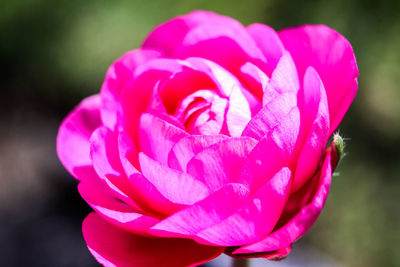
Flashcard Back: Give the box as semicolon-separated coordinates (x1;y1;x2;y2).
57;11;358;266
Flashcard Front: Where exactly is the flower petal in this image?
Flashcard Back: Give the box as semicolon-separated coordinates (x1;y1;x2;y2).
195;168;291;246
247;23;285;76
57;95;101;181
186;137;258;192
78;174;159;235
167;134;228;171
234;150;332;254
139;152;210;206
149;183;249;238
279;25;358;133
100;49;162;129
292;67;330;192
174;22;266;75
83;213;224;267
143;10;239;56
90;127;138;208
239;62;269;100
138;112;188;165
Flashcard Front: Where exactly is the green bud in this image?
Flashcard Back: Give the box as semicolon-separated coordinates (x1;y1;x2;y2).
333;132;345;163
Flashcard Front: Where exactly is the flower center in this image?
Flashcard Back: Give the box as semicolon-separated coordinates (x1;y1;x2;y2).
174;89;228;135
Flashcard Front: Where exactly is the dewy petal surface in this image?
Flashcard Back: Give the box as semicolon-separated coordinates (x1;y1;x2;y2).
235;151;332;254
279;25;358;133
57;94;101;181
83;213;224;267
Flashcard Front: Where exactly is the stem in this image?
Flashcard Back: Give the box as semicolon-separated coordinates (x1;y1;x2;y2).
232;258;249;267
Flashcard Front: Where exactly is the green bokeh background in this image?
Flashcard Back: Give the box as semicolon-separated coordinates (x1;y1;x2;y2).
1;0;399;266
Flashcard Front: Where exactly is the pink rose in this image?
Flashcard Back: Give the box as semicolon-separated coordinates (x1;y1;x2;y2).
57;10;358;266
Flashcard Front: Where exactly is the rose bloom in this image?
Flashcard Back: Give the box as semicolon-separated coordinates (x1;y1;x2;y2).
57;10;358;267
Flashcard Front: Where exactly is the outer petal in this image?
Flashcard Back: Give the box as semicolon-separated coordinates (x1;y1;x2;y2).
195;168;291;247
100;49;162;129
57;94;101;181
83;213;224;267
78;173;159;235
234;150;332;254
90;127;138;208
292;67;330;192
143;10;241;56
279;25;359;133
149;183;249;238
143;10;266;75
247;23;285;76
174;22;266;75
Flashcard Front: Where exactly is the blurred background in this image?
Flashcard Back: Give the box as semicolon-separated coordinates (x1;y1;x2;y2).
1;0;399;266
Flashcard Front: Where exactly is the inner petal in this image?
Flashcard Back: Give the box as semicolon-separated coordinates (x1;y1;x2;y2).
174;89;228;135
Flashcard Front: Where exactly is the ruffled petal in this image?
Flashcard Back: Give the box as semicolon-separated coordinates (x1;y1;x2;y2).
234;151;332;254
100;49;162;129
279;25;358;133
186;137;258;192
149;183;249;238
57;95;101;181
83;213;224;267
195;168;291;246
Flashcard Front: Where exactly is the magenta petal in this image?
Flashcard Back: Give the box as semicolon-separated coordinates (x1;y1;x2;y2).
83;213;224;267
292;67;330;192
100;49;162;129
263;51;299;105
149;183;249;238
168;134;228;171
175;23;265;75
234;151;332;254
78;174;159;235
242;93;298;141
143;10;240;56
239;62;269;100
139;152;210;205
128;172;185;217
195;168;291;246
57;95;101;181
186;137;258;191
279;25;358;133
247;23;285;76
90;127;137;207
226;86;254;137
138;112;188;165
238;135;290;191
